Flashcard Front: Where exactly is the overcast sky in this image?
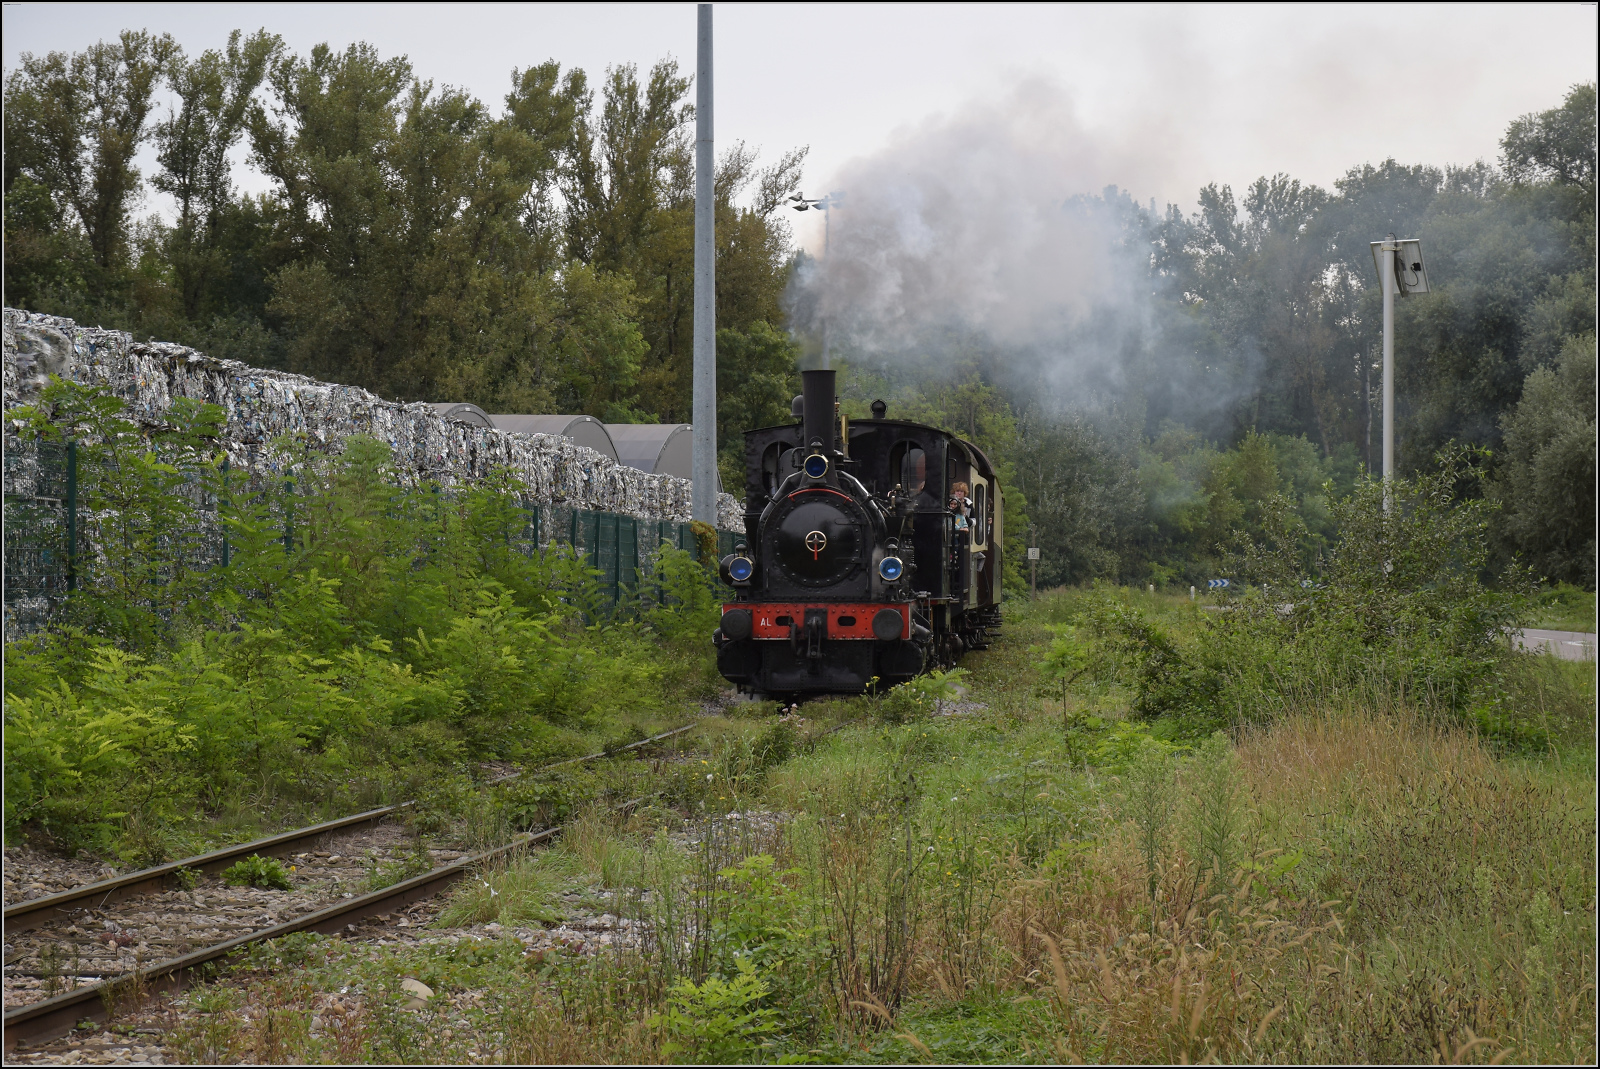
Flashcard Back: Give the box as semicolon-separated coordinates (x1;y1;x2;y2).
4;2;1596;251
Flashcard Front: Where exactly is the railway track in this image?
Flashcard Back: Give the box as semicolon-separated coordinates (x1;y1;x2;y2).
2;724;698;1052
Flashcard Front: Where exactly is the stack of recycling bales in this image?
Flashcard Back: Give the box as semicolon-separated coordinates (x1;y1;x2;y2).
3;309;743;638
2;308;741;527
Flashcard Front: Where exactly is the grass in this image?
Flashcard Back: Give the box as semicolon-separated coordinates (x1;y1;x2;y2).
154;586;1594;1065
1531;583;1598;632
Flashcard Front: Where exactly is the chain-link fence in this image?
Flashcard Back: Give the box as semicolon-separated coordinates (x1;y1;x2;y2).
3;440;78;634
3;440;739;640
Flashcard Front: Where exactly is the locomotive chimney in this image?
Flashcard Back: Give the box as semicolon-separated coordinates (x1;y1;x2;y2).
801;368;837;452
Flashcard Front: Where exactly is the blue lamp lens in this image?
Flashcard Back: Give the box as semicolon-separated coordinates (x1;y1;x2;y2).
878;556;903;581
729;556;754;582
803;454;829;478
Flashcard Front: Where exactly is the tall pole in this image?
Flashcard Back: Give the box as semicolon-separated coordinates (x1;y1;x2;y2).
1381;233;1395;512
820;204;830;367
691;3;717;524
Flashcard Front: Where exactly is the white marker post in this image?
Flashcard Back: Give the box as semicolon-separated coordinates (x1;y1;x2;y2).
1027;546;1040;598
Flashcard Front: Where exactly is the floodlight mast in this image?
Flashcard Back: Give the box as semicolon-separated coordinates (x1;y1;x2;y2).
1371;233;1428;513
691;3;716;525
1382;234;1395;513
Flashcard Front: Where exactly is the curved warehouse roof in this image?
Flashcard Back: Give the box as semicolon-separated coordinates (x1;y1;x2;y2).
428;402;494;429
605;423;720;490
489;415;618;462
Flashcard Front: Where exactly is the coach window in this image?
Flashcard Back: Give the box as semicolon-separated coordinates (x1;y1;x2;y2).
972;483;987;545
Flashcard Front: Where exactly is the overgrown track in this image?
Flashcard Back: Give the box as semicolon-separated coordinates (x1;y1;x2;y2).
2;827;563;1050
3;806;407;936
1;724;696;1051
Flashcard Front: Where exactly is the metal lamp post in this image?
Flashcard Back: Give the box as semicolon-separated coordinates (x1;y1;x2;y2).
790;191;842;364
691;3;717;525
1369;234;1430;510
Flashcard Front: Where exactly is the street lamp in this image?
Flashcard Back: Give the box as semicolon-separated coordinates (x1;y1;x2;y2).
788;190;843;255
789;191;843;364
1369;233;1430;510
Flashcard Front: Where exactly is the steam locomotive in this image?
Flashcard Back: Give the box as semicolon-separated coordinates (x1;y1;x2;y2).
713;368;1003;697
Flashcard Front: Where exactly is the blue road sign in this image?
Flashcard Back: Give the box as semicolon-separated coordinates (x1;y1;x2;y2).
1207;578;1230;589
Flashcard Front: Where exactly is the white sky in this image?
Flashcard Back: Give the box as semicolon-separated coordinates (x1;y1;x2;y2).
4;2;1596;251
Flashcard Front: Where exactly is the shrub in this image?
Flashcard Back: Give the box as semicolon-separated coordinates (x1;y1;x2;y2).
650;958;778;1064
1083;450;1535;734
2;376;732;851
222;854;293;890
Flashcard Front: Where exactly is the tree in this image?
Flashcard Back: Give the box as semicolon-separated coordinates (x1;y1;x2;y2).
1502;82;1597;197
3;30;178;273
714;320;802;493
564;61;804;422
502;60;590;275
250;43;590;402
153;30;281;321
1014;414;1141;586
1491;333;1596;587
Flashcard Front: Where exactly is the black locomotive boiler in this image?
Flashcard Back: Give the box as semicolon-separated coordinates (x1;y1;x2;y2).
713;368;1003;697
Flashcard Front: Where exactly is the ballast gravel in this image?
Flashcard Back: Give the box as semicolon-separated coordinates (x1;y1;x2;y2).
4;882;657;1065
2;847;121;907
3;822;452;1010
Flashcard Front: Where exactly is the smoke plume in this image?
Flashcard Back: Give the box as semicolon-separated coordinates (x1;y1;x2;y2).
788;79;1214;418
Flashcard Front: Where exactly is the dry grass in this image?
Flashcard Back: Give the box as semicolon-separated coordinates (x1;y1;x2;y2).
979;705;1596;1064
156;614;1593;1065
499;983;659;1065
1238;701;1501;811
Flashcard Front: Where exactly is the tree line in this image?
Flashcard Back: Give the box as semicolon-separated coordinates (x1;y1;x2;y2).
4;29;805;489
5;32;1593;590
835;84;1595;591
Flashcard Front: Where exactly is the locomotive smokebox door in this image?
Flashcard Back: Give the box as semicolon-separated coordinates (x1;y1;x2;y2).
774;498;862;588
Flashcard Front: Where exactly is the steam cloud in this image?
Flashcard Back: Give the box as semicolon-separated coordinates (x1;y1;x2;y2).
788;79;1207;417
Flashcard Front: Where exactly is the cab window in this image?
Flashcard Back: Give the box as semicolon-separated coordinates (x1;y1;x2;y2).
761;443;791;496
890;442;927;495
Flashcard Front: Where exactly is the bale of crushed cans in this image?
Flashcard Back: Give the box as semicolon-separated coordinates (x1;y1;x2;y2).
3;308;743;638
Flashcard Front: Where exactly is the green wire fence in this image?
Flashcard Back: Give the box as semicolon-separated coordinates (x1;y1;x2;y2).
3;442;739;637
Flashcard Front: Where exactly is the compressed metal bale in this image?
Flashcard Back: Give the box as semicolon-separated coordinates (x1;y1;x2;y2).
4;308;743;637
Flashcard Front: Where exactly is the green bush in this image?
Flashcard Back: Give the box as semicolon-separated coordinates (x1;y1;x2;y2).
222;854;292;890
1082;451;1535;735
651;958;777;1064
2;378;726;851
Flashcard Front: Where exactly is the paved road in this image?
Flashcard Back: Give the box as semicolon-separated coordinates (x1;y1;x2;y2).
1515;629;1597;661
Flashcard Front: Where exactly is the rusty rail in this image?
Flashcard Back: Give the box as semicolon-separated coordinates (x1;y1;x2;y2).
2;723;700;1049
3;723;696;934
2;827;560;1050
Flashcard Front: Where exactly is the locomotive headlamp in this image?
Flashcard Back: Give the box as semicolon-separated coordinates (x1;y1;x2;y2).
878;555;905;581
720;553;755;586
803;454;829;479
